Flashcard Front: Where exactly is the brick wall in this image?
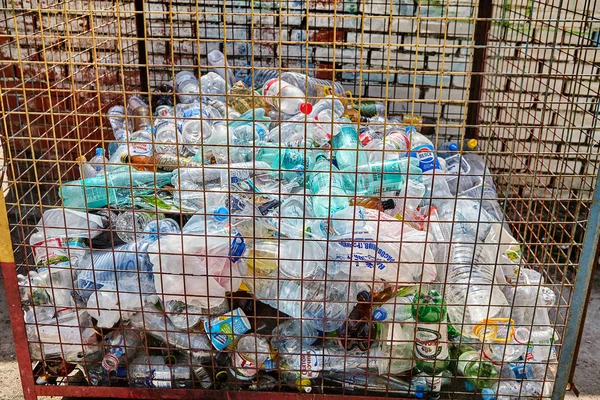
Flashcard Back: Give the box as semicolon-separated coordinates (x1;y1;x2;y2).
0;0;598;203
479;0;600;201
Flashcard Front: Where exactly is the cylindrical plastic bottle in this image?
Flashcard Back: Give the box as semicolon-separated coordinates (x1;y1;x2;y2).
456;347;499;389
306;151;349;218
175;71;200;104
142;218;181;242
229;334;271;380
262;78;313;115
114;211;158;243
127;95;152;132
412;290;450;374
129;355;192;388
76;156;98;180
154;118;183;155
336;299;377;351
270;320;318;354
279;346;368;380
101;329;142;372
89;148;108;173
373;296;414;323
331;121;368;171
482;380;543;400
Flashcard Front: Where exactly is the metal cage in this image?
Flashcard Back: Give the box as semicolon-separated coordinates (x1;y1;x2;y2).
0;0;599;398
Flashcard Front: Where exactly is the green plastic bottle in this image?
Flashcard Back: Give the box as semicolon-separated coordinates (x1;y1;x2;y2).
457;347;499;390
412;290;450;374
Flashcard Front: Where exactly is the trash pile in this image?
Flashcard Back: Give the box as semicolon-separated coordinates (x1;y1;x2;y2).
19;50;558;399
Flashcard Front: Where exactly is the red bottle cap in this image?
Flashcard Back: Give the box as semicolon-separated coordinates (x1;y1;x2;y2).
299;102;313;114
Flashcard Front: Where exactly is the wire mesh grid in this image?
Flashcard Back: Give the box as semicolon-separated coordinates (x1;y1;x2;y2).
0;0;599;398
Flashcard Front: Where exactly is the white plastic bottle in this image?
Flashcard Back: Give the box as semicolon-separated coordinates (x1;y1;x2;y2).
262;78;313;115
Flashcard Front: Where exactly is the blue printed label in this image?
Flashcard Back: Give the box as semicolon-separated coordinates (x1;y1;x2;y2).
229;234;246;263
204;308;252;351
410;144;440;172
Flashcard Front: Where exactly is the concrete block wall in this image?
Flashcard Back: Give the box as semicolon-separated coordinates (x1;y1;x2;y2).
0;0;598;201
141;0;477;131
480;0;600;200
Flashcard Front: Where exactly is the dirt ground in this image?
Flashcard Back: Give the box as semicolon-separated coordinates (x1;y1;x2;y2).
0;272;598;399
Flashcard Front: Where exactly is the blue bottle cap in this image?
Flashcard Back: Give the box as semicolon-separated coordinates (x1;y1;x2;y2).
372;307;387;321
95;148;104;156
481;388;496;400
449;142;459;152
214;207;229;221
415;386;425;399
464;380;475;392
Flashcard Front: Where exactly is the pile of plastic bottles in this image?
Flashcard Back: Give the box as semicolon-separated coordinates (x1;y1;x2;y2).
19;51;558;399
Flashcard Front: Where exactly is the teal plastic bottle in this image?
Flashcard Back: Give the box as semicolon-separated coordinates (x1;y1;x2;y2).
331;120;367;171
255;146;305;182
60;169;173;209
306;152;349;218
342;157;423;196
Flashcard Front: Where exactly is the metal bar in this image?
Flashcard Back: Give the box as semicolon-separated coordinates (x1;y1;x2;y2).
553;170;600;400
567;243;600;396
1;262;38;400
465;0;493;140
35;385;414;399
134;0;149;94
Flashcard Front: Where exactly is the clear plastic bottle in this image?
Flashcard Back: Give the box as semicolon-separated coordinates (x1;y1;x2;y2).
306;151;349;218
130;304;212;354
129;355;192;388
154;118;182;155
179;106;214;157
142;218;181;242
482;380;543;400
372;296;413;322
207;50;235;88
101;329;142;372
406;126;440;173
279;346;367;379
74;241;154;302
89;148;108;173
76;155;98;180
308;97;345;119
443;202;509;336
175;71;200;104
229;334;271;380
200;71;228;102
270;319;318;354
481;326;529;364
262;78;313;115
114;211;157;243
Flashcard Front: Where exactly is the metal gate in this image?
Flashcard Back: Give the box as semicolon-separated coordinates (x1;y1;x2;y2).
0;0;599;398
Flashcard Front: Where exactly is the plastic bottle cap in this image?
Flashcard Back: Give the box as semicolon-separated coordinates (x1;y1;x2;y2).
213;207;229;221
464;381;475;391
95;148;104;156
467;138;478;149
481;388;496;400
415;386;425;399
449;143;459;152
299;102;313;115
357;290;370;302
373;307;387;321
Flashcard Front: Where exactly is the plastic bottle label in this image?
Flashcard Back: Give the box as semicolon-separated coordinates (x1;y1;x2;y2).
232;352;260;379
410;144;440;172
146;369;172;388
129;142;153;156
204;308;251;351
299;349;324;378
32;238;87;267
415;324;448;360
